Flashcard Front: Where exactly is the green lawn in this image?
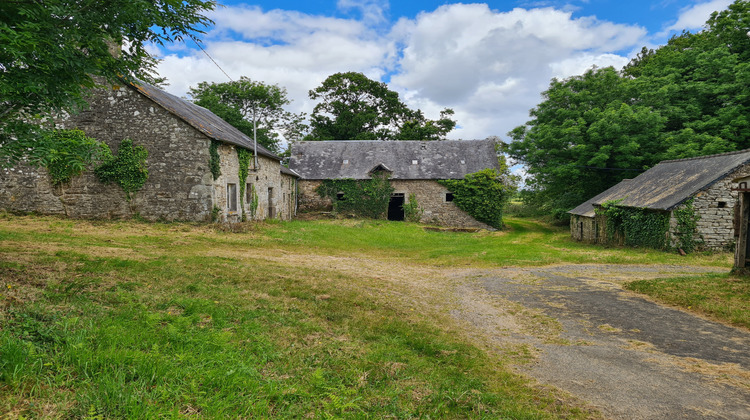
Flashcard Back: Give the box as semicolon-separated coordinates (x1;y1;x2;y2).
0;214;735;418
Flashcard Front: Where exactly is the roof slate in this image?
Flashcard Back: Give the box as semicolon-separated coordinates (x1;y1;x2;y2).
129;80;280;161
570;148;750;215
289;140;499;180
569;179;633;217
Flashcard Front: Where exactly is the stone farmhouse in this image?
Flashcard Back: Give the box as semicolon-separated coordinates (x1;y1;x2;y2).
569;149;750;250
0;80;298;222
289;139;500;229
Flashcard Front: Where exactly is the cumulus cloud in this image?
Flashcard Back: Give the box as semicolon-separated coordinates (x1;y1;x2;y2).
153;3;650;141
662;0;733;34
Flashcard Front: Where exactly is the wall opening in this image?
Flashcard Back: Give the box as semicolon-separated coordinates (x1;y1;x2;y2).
445;193;454;202
718;201;727;208
268;187;275;218
227;183;238;212
388;193;405;221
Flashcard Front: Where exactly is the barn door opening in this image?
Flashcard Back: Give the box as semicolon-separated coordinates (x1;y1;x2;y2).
388;193;405;221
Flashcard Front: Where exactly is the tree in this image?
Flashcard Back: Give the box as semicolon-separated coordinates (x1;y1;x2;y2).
0;0;215;166
307;72;456;140
189;77;303;154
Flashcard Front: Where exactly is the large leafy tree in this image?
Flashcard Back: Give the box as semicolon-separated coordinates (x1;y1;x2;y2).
0;0;215;166
189;77;302;154
307;72;456;140
508;0;750;218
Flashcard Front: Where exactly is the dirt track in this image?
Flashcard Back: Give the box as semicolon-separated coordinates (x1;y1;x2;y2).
451;264;750;419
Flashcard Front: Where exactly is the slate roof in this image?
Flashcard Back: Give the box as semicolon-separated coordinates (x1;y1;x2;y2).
289;140;499;180
570;148;750;215
129;80;280;161
569;179;633;217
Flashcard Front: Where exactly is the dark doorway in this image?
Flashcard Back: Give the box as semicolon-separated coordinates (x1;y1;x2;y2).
388;193;405;221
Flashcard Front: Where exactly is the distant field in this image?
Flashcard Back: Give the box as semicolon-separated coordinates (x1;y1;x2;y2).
0;214;734;417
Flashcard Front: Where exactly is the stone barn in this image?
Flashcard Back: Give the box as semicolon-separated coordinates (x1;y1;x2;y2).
569;149;750;250
0;80;298;222
289;139;500;229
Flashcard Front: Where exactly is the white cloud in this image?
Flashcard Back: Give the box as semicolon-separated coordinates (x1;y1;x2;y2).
337;0;390;24
153;3;648;142
662;0;733;34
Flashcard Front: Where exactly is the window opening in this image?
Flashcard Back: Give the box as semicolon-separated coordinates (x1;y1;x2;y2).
445;193;454;202
227;183;238;212
718;201;727;208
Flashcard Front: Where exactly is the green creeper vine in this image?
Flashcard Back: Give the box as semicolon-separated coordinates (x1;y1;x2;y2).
32;129;110;186
673;199;702;253
95;139;149;201
402;193;423;223
209;139;221;180
596;200;670;250
317;173;394;219
248;184;259;219
236;147;252;221
438;168;510;229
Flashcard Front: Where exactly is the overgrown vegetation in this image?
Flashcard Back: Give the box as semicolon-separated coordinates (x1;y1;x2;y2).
94;139;148;201
596;200;670;250
209;139;221;180
31;129;110;186
0;215;609;418
439;168;511;229
402;193;423;223
236;147;251;221
316;174;394;219
673;199;702;252
626;273;750;329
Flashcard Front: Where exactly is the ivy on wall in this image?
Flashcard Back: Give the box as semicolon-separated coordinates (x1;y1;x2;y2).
32;129;109;186
673;199;702;253
596;200;670;250
403;193;423;223
316;173;394;219
95;138;149;201
236;147;252;221
209;139;221;180
248;183;259;219
438;168;510;229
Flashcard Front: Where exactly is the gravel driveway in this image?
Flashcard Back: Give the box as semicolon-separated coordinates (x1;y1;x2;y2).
452;264;750;419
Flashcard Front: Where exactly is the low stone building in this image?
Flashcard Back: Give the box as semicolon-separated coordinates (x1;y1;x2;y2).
0;80;298;222
289;140;500;229
569;149;750;250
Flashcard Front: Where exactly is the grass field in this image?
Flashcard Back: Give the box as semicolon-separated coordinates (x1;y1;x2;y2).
0;214;739;418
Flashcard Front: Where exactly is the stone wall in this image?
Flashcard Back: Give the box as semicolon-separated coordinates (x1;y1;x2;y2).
570;215;599;243
297;178;492;229
0;83;214;221
669;163;750;250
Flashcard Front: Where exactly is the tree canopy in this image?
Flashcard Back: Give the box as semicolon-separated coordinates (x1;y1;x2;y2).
0;0;215;166
307;72;456;141
506;0;750;218
189;77;303;154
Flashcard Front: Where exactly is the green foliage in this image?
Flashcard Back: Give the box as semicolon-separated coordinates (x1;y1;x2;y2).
317;174;394;219
28;130;110;186
236;148;252;221
209;140;221;180
307;72;456;140
248;184;259;219
402;194;424;223
507;1;750;217
439;169;510;229
95;139;148;201
597;200;670;250
673;199;702;253
0;0;215;165
189;77;304;153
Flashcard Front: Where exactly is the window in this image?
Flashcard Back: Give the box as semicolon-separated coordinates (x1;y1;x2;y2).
412;159;419;165
246;183;253;203
227;183;238;212
718;201;727;208
445;193;454;202
336;192;345;201
343;159;349;164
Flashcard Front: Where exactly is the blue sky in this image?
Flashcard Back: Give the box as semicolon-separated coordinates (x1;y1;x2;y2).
152;0;734;144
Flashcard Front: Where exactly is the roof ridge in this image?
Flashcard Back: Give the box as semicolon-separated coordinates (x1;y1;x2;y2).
660;148;750;163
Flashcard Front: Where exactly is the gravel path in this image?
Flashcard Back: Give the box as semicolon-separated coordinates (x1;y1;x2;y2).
452;264;750;419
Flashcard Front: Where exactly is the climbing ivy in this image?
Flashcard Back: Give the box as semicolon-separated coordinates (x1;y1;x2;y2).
403;193;423;223
209;139;221;180
31;129;109;186
317;173;394;219
95;139;149;201
248;183;259;219
596;200;670;250
438;168;510;229
236;147;252;221
673;199;702;253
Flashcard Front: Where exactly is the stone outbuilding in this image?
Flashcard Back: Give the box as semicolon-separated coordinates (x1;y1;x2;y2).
0;80;298;222
289;139;499;229
569;149;750;250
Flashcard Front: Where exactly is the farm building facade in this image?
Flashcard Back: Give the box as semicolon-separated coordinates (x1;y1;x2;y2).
569;149;750;250
289;139;500;229
0;80;298;222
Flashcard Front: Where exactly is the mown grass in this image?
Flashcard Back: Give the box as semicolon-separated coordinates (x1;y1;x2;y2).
625;274;750;329
0;214;595;418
